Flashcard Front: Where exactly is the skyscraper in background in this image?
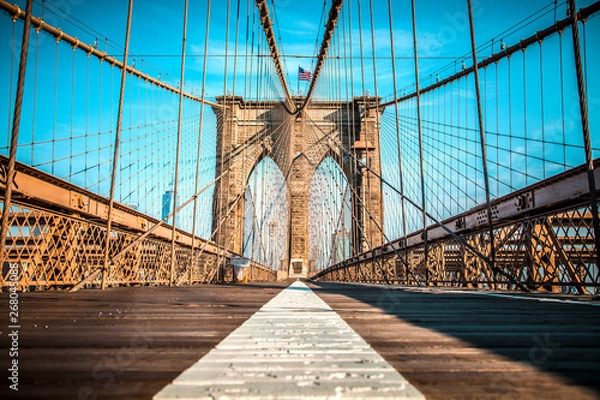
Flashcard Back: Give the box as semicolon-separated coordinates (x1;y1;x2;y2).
331;228;351;265
162;190;174;225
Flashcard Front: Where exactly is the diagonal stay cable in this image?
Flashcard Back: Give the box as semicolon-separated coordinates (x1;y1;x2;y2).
305;115;527;290
304;114;421;285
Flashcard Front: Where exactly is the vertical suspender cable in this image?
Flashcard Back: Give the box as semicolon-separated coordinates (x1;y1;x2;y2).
466;0;496;283
190;0;212;285
568;0;600;271
507;54;513;188
169;0;190;287
522;48;527;184
495;62;499;195
85;55;90;187
347;0;358;256
233;0;241;97
539;41;546;179
559;31;566;169
386;0;408;274
356;0;366;97
368;0;382;254
70;49;75;179
0;0;33;268
410;0;429;284
340;5;351;258
356;0;367;253
217;0;232;281
52;39;58;175
31;23;39;166
101;0;134;290
6;20;15;148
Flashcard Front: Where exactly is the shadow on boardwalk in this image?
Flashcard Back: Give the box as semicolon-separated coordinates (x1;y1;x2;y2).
309;281;600;399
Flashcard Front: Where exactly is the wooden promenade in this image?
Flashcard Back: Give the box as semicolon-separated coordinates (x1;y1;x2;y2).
1;281;599;399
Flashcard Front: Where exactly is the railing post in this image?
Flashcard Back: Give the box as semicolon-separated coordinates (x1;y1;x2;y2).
0;0;33;268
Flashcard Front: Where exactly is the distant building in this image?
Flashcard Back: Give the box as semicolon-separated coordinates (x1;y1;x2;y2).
331;228;351;265
162;190;174;224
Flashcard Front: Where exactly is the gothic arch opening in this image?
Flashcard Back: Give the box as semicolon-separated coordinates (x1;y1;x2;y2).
243;156;289;271
308;156;352;272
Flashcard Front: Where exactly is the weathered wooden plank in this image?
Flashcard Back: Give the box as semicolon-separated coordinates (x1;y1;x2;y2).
0;283;287;399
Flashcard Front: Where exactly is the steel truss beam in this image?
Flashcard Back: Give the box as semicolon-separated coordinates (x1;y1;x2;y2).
0;155;275;290
312;160;600;292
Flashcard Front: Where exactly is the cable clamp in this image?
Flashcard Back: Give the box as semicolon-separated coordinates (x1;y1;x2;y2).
535;32;543;45
11;5;21;22
35;20;44;34
55;29;63;43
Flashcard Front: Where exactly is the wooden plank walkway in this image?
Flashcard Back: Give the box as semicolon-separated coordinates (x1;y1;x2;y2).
0;282;288;399
1;281;599;399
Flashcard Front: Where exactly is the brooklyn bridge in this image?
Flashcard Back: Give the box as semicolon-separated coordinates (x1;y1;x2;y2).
1;0;599;398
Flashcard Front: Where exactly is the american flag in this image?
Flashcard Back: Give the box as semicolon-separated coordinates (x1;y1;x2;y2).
298;67;312;82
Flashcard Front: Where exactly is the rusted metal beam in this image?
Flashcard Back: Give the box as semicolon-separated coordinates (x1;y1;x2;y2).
544;220;585;294
0;156;276;290
0;0;223;109
70;269;102;293
0;155;228;258
313;159;600;280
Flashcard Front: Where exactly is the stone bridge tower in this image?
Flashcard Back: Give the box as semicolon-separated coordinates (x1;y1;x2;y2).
212;96;384;278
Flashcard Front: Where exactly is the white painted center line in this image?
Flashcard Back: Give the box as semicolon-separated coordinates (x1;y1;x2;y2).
154;281;424;399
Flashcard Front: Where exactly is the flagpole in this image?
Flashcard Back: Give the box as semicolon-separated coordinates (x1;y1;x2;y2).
297;65;300;96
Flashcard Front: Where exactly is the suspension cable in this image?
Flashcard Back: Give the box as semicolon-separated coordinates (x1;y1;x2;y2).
0;0;33;268
410;0;430;284
190;0;212;284
568;0;600;271
168;0;190;286
101;0;134;290
467;0;497;280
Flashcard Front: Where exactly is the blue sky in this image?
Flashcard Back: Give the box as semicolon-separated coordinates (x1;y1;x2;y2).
3;0;597;99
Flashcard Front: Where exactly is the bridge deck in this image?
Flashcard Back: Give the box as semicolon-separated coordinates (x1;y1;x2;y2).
1;282;599;399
